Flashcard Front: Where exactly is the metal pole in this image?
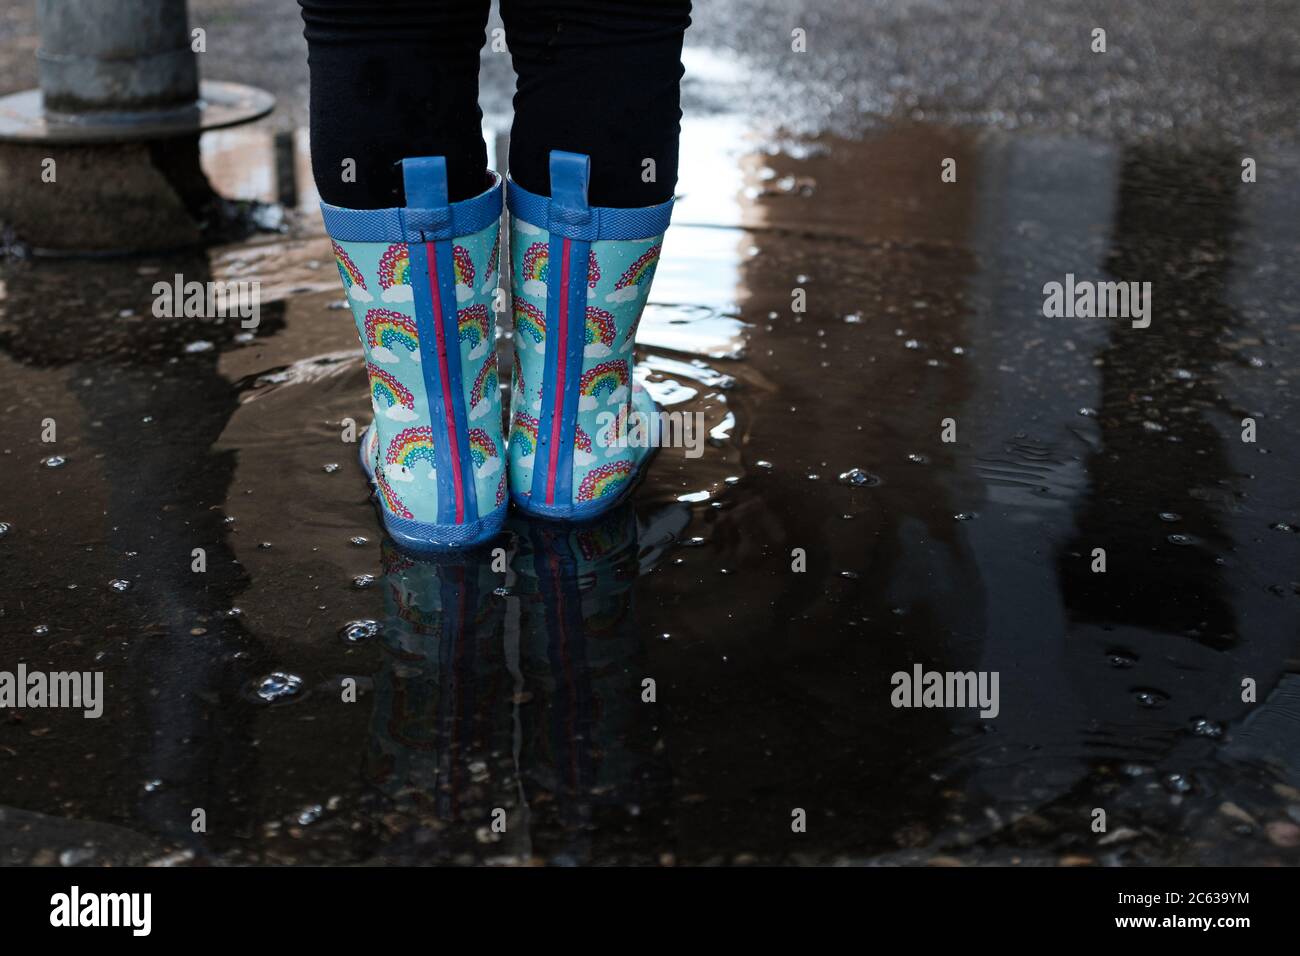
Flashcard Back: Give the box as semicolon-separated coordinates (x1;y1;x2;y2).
36;0;199;118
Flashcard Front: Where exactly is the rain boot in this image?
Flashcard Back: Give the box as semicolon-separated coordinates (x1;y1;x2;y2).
506;151;673;520
324;157;507;551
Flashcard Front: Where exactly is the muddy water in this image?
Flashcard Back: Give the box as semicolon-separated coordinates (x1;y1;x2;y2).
1;121;1298;865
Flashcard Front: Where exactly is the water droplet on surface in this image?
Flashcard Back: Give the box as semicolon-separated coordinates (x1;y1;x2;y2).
907;453;929;464
109;579;131;593
258;541;273;550
297;804;324;826
184;340;215;354
42;456;66;469
1190;717;1223;739
954;512;977;522
1158;512;1181;522
1134;689;1169;709
1162;773;1193;794
143;779;164;793
349;536;368;546
838;468;881;488
755;460;774;470
251;671;304;704
352;574;376;590
0;522;11;539
1077;407;1097;417
323;463;340;474
1166;534;1193;546
339;620;381;644
33;624;49;637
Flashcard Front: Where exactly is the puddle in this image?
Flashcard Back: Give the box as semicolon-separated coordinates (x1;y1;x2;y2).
1;119;1298;865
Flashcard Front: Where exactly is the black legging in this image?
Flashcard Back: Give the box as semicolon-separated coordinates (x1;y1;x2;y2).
299;0;691;208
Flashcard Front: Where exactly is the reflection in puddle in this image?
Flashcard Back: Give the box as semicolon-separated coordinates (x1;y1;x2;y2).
1;119;1298;864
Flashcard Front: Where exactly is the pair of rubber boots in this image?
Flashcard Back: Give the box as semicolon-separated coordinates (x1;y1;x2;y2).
324;151;671;551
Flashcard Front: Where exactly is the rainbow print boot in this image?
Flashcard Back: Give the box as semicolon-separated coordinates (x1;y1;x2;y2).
325;158;507;552
506;151;673;520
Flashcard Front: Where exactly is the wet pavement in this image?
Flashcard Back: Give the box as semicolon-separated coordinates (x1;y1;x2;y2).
2;2;1300;865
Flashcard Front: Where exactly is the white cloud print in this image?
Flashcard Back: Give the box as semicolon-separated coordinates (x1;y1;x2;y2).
579;394;598;411
384;404;418;422
605;286;639;304
371;346;400;365
476;457;501;479
456;283;473;303
607;385;629;406
349;285;373;303
515;220;542;235
574;449;596;466
584;343;611;358
517;452;535;469
469;396;492;421
384;462;414;483
523;279;547;298
382;285;414;303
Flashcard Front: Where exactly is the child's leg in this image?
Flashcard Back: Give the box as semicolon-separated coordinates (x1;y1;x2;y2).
500;0;692;207
500;0;691;519
299;0;493;206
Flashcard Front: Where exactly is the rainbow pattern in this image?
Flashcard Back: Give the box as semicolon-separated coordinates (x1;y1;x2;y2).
386;426;437;471
614;244;661;290
575;425;592;455
375;469;413;519
468;428;498;470
378;243;410;290
453;245;475;288
585;307;616;349
513;300;546;348
458;304;491;357
496;471;507;507
579;360;629;401
509;412;539;459
332;240;366;293
470;356;498;410
577;460;632;501
522;242;549;283
587;250;601;289
364;309;419;354
367;363;415;411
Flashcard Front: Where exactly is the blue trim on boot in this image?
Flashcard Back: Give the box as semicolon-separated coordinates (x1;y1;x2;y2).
506;167;674;242
322;169;503;242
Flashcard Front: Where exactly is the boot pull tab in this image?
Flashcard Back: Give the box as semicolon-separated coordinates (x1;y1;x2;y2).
548;150;592;228
400;157;451;240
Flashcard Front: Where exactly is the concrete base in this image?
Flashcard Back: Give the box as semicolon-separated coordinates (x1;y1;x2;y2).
0;135;219;254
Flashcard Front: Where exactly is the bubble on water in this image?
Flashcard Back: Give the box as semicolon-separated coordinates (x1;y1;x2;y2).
108;579;131;593
493;586;514;597
59;848;96;866
1107;650;1137;669
1077;407;1097;417
297;804;324;826
907;454;929;464
838;468;882;488
1166;534;1193;546
1269;522;1296;533
755;460;774;470
184;340;215;354
843;313;863;324
1158;512;1182;522
904;339;920;349
1190;717;1223;739
349;536;368;547
339;619;381;644
1162;772;1193;794
352;574;376;590
143;779;164;793
807;473;820;481
839;570;860;579
1171;368;1194;380
323;463;340;474
1142;421;1166;433
258;541;273;550
954;512;977;521
1134;688;1169;709
33;624;49;637
251;671;304;704
680;536;708;548
0;522;11;539
42;456;67;468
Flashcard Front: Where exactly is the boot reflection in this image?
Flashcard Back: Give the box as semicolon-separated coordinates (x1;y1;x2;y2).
363;502;674;863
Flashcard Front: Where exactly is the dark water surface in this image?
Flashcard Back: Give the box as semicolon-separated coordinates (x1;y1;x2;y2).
1;122;1298;865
